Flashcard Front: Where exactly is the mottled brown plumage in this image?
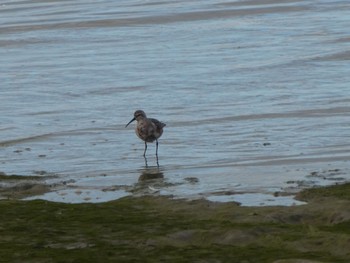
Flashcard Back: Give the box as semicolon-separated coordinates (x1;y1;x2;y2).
125;110;166;157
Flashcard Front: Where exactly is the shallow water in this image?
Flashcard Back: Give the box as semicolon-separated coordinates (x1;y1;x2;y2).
1;0;350;205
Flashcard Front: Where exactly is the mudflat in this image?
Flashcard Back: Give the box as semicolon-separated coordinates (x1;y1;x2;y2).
1;183;350;262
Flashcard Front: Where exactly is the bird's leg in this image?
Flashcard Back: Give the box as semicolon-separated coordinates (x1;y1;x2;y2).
156;139;159;157
143;142;147;157
156;140;159;167
156;155;159;168
144;155;148;168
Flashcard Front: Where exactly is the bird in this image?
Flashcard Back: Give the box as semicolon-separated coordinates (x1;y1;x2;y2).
125;110;166;157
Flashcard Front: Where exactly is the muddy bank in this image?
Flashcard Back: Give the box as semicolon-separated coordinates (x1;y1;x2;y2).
0;172;59;199
1;183;350;262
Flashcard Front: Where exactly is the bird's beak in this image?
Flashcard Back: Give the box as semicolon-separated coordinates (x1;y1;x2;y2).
125;117;136;128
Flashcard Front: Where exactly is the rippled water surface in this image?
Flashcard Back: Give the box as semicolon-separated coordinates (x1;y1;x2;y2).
1;0;350;205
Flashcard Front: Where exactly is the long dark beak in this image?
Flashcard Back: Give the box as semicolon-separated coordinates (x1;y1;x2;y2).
125;117;136;128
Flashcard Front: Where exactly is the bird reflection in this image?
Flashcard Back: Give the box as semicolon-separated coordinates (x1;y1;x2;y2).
129;167;165;195
138;166;164;182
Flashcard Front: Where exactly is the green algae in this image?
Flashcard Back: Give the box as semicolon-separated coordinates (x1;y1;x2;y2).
0;172;51;199
1;184;350;262
0;172;43;181
297;182;350;201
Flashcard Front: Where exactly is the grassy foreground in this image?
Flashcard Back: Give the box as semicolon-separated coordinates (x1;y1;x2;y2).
1;184;350;263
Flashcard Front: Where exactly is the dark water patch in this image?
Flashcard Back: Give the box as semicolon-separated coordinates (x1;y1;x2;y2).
237;155;350;167
333;36;350;43
170;106;350;127
218;0;305;7
0;133;57;147
0;38;54;47
87;86;146;95
313;50;350;61
0;4;309;33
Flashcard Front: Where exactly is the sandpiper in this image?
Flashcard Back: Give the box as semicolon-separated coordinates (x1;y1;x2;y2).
125;110;166;157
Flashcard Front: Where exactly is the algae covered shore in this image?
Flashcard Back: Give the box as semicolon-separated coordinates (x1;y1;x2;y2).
1;183;350;262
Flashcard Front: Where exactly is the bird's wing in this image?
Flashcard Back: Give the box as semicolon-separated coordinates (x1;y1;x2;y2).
149;118;166;129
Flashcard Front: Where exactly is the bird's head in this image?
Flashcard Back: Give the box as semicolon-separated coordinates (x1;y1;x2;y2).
125;110;147;127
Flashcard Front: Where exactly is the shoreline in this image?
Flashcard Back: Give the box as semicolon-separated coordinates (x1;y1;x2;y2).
0;171;347;207
0;171;310;206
